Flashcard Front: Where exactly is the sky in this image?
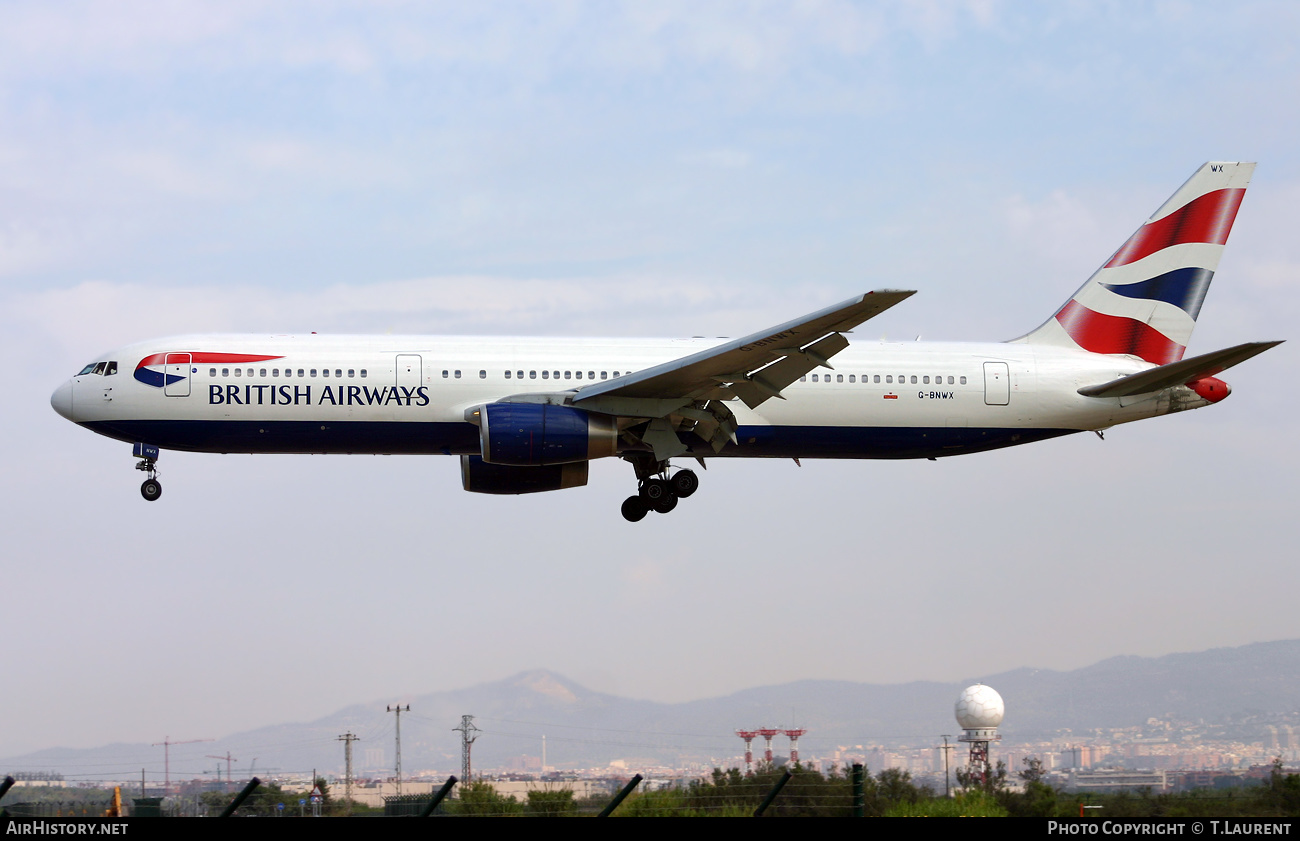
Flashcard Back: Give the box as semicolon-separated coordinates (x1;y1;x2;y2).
3;1;1298;765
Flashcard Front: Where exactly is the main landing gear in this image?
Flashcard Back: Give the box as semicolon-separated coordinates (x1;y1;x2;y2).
620;456;699;522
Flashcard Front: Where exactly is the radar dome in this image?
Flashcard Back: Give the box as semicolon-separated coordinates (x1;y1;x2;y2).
954;684;1004;730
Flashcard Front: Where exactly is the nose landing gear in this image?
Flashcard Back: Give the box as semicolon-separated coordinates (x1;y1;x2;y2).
133;443;162;502
140;475;162;501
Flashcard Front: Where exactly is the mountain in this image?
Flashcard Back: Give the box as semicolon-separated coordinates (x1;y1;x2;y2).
9;641;1300;779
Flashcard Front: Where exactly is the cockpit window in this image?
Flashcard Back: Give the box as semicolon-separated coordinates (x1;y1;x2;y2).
77;362;98;376
105;361;118;376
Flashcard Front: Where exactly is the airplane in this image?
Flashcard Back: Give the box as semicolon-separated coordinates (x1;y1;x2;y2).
51;161;1281;522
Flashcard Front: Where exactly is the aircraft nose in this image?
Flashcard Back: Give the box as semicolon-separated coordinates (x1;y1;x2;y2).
51;379;75;421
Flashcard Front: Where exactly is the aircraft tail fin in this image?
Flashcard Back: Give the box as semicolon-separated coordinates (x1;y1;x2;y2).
1014;162;1254;363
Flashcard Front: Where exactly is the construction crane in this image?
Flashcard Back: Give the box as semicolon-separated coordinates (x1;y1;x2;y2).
206;753;237;793
152;737;213;795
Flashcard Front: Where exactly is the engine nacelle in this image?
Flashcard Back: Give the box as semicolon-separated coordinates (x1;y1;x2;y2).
475;403;619;466
460;455;589;495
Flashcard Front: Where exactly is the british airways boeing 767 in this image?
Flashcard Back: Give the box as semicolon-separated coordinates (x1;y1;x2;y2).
51;162;1280;521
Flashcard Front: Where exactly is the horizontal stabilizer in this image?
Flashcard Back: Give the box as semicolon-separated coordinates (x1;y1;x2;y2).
1078;341;1283;398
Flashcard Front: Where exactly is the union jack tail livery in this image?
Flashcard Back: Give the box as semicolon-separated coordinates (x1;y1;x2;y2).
1017;161;1254;364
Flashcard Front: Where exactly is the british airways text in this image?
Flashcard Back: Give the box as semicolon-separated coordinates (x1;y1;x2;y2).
208;385;431;407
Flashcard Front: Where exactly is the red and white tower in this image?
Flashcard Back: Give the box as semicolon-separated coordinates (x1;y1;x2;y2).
783;729;807;766
757;728;781;765
955;684;1004;786
736;730;758;775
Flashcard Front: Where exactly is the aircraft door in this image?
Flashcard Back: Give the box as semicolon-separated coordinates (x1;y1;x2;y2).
396;354;422;391
983;361;1009;406
164;353;192;397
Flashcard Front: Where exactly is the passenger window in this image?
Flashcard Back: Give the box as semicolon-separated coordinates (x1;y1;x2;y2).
601;372;608;380
361;369;367;378
837;374;843;383
222;368;230;377
923;376;930;384
542;371;549;379
530;371;537;379
517;371;523;379
323;368;330;377
564;371;571;380
575;371;582;380
348;369;355;378
442;370;449;378
948;376;954;384
886;375;892;383
812;374;818;382
960;376;967;385
479;370;486;379
210;368;217;377
335;369;342;378
849;375;855;383
235;368;242;377
910;375;917;384
553;371;560;379
800;376;806;382
310;369;317;377
588;371;594;380
454;370;461;378
261;368;268;377
298;369;305;377
874;375;880;383
505;370;512;379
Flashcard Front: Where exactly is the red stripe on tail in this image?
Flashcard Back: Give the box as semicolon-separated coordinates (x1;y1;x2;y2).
1104;188;1244;268
1054;300;1185;364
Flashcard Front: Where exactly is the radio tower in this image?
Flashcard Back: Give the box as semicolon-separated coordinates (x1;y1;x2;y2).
735;730;758;775
757;728;781;765
338;732;360;813
783;729;807;766
454;715;480;782
387;704;410;796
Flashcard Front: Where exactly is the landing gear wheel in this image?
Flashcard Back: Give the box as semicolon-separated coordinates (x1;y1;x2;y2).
641;478;669;503
621;495;649;522
141;479;162;502
651;491;678;514
671;469;699;498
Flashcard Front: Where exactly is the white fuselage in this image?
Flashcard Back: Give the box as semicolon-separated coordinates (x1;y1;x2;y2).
52;333;1206;461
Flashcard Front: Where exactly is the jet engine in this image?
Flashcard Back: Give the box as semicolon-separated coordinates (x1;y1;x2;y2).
460;455;589;495
472;403;619;466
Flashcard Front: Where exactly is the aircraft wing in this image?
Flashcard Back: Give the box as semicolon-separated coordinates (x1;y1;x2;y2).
572;290;916;414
